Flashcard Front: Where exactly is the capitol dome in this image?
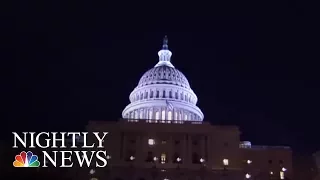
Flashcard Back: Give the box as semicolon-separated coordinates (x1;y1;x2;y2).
137;65;191;89
122;36;204;121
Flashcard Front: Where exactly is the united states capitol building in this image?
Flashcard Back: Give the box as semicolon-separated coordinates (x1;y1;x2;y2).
70;37;293;180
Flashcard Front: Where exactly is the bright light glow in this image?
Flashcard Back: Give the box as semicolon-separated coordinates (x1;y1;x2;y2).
161;110;165;120
168;111;172;120
176;157;181;162
175;112;178;120
89;169;95;174
270;171;273;175
155;112;160;120
130;156;135;161
200;158;205;163
90;178;98;180
280;171;285;179
148;139;155;145
184;114;188;120
106;155;111;159
247;160;252;164
153;157;158;161
223;159;229;166
164;178;169;180
282;167;287;172
245;173;251;179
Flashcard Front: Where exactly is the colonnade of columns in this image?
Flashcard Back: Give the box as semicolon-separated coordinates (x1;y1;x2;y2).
124;107;201;121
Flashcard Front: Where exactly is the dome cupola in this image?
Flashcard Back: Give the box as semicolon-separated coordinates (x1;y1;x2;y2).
122;36;204;121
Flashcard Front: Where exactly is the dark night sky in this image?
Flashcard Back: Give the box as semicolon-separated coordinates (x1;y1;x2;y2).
3;1;319;153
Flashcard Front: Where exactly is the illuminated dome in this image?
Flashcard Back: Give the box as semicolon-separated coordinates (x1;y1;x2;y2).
137;65;191;89
122;36;204;121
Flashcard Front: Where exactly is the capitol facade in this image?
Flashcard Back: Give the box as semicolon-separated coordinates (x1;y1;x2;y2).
66;37;293;180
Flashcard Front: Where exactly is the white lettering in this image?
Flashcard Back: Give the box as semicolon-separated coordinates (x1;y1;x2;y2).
74;151;95;167
95;151;108;167
82;132;94;148
12;132;27;148
93;132;108;148
60;151;73;167
29;132;36;148
52;132;66;148
42;151;57;167
67;132;81;148
36;132;50;148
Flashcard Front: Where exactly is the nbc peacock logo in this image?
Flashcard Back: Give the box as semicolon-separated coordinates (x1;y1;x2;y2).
13;151;40;167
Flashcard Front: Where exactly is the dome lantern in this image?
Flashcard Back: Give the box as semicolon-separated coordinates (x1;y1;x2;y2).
155;36;174;68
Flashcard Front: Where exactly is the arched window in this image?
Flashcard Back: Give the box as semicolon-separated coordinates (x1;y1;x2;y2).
180;93;183;100
179;112;182;120
156;91;159;98
174;112;178;120
163;90;166;98
175;92;178;99
168;111;172;120
155;111;160;120
150;91;153;98
184;113;188;120
169;91;172;98
135;111;138;119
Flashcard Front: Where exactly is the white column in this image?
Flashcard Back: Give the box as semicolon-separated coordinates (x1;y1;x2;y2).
168;110;172;120
155;109;160;120
149;108;153;119
140;109;143;119
184;112;188;120
174;110;178;120
161;108;166;120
